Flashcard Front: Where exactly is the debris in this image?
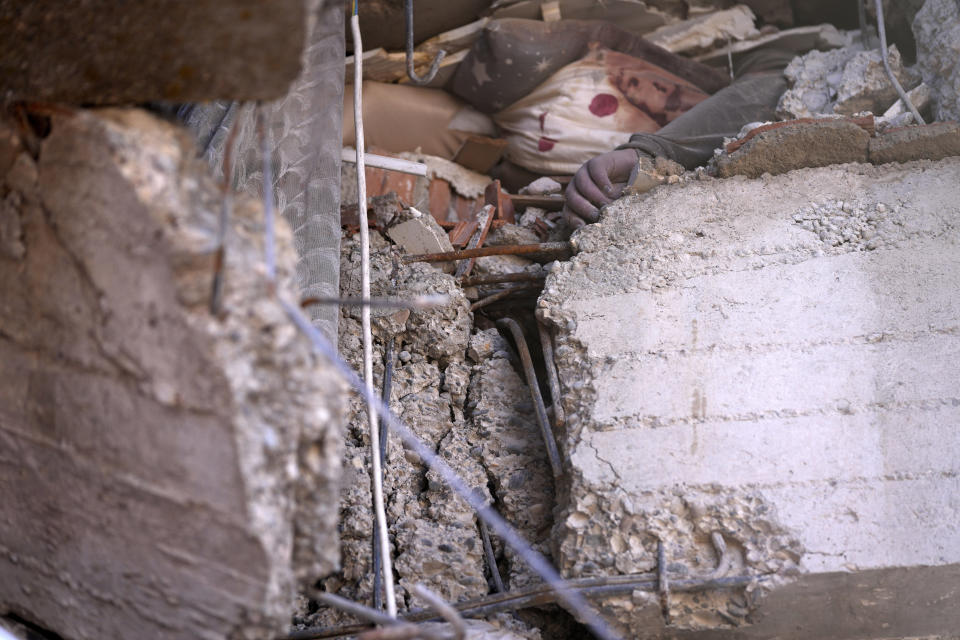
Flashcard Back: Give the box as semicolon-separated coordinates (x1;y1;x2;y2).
694;23;850;66
455;204;496;277
342;149;428;176
401;152;492;200
491;0;676;35
538;156;960;637
715;118;871;178
646;5;759;55
465;332;555;589
0;109;342;640
880;82;931;120
387;209;456;257
776;43;915;119
723;115;874;154
912;0;960;121
454;135;510;174
402;242;574;265
485;223;542;247
868;121;960;165
519;177;563;196
485;180;516;224
833;46;916;116
496;318;564;478
450;220;481;248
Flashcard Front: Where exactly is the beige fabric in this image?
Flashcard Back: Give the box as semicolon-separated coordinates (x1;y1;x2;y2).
494;45;708;174
343;81;497;160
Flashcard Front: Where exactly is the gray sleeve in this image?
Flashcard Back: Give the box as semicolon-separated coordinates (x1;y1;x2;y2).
617;49;794;169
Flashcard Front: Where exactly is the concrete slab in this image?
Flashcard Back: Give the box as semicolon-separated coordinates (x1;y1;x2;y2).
0;110;342;639
539;158;960;637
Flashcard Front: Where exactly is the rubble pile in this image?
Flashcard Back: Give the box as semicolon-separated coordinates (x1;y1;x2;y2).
296;201;562;636
776;43;915;119
321;0;960;636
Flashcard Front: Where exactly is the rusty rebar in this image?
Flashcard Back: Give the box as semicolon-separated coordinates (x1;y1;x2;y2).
657;539;670;625
287;572;770;639
536;321;565;429
403;242;573;264
496;318;564;478
301;294;449;309
459;272;546;288
404;0;446;85
280;299;619;640
478;518;505;593
469;285;541;312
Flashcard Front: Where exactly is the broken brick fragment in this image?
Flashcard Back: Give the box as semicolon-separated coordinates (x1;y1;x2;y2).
868;122;960;166
725;115;875;154
716;119;870;178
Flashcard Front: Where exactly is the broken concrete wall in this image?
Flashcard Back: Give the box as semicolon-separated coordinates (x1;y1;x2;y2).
0;109;342;639
913;0;960;122
539;158;960;638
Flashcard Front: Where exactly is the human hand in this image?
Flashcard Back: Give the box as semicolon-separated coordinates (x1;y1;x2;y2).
562;148;641;229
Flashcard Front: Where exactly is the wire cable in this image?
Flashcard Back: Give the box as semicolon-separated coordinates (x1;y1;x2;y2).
874;0;924;124
351;3;398;618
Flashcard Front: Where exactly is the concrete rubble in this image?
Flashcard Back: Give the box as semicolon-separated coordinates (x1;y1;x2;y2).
646;5;759;55
299;209;551;638
538;157;960;638
912;0;960;122
0;109;342;639
777;42;916;119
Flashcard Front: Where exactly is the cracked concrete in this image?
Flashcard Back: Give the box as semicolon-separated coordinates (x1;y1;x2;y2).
300;226;543;639
539;158;960;638
0;109;342;639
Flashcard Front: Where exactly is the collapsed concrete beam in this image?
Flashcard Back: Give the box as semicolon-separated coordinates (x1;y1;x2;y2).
539;158;960;638
0;109;341;639
0;1;307;104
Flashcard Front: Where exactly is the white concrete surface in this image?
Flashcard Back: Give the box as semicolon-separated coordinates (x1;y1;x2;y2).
540;158;960;637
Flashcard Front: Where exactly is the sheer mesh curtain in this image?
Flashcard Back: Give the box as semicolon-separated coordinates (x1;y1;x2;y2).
183;0;344;345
